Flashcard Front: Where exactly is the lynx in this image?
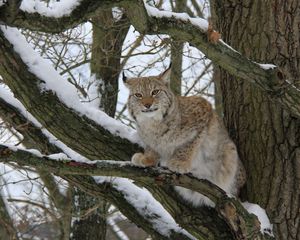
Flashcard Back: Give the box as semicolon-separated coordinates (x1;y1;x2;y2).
124;67;246;206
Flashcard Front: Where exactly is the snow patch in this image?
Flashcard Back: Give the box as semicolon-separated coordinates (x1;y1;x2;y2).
219;39;240;54
94;177;196;239
1;143;43;158
107;211;130;240
20;0;81;17
144;3;208;31
48;153;71;160
257;63;277;70
242;202;273;236
285;80;300;92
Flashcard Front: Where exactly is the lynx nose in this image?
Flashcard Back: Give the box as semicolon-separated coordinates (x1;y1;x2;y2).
144;103;152;109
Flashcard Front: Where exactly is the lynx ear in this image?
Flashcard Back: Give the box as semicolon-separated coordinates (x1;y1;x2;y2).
122;72;129;88
159;63;172;85
122;72;127;83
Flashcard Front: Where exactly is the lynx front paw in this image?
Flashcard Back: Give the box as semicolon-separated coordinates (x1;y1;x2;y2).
167;159;191;174
131;153;157;167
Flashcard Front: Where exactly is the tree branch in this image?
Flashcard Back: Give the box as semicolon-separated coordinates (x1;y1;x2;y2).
0;96;61;154
0;144;274;240
0;28;141;161
65;175;194;240
124;2;300;118
0;0;22;24
0;145;198;240
0;2;285;238
0;0;119;33
0;95;74;238
1;1;300;117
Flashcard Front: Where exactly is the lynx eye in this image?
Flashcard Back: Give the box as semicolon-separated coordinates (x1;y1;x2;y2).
134;93;143;98
151;89;160;96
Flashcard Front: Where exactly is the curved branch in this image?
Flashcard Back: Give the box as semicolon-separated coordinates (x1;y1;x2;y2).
0;145;274;240
0;145;196;240
0;0;118;33
65;175;195;240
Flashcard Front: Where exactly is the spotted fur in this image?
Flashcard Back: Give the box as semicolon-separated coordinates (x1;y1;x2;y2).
124;68;246;206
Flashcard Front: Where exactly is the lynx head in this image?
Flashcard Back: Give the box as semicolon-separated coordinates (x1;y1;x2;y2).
124;66;175;122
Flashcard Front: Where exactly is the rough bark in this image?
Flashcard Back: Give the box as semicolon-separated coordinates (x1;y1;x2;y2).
0;0;118;33
0;29;141;161
212;66;223;117
0;145;276;240
72;9;130;238
169;0;187;95
170;40;183;95
91;9;129;116
210;1;300;239
71;188;109;240
0;95;72;239
0;1;299;239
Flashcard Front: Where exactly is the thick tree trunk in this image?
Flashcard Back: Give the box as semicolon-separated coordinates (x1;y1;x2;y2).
91;9;129;116
211;1;300;239
71;9;130;240
71;188;109;240
170;40;183;95
72;9;125;239
170;0;187;95
212;66;223;117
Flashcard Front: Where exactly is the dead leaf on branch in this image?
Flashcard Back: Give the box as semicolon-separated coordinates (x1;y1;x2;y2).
207;18;221;44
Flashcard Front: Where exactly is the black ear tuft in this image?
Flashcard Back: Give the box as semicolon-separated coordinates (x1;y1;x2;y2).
159;63;172;85
122;72;127;83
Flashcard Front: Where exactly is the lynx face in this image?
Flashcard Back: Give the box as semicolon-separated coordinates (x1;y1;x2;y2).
124;70;175;122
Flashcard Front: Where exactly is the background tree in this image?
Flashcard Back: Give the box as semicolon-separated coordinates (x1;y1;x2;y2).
0;0;298;239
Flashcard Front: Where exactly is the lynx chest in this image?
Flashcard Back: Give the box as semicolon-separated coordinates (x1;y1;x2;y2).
137;121;175;154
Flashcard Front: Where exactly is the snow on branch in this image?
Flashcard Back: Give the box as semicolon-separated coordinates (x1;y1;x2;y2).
0;85;88;160
144;4;208;32
94;177;196;240
0;144;274;240
1;26;138;144
1;0;299;117
0;0;115;33
0;26;141;161
20;0;81;17
0;144;193;240
125;1;300;119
